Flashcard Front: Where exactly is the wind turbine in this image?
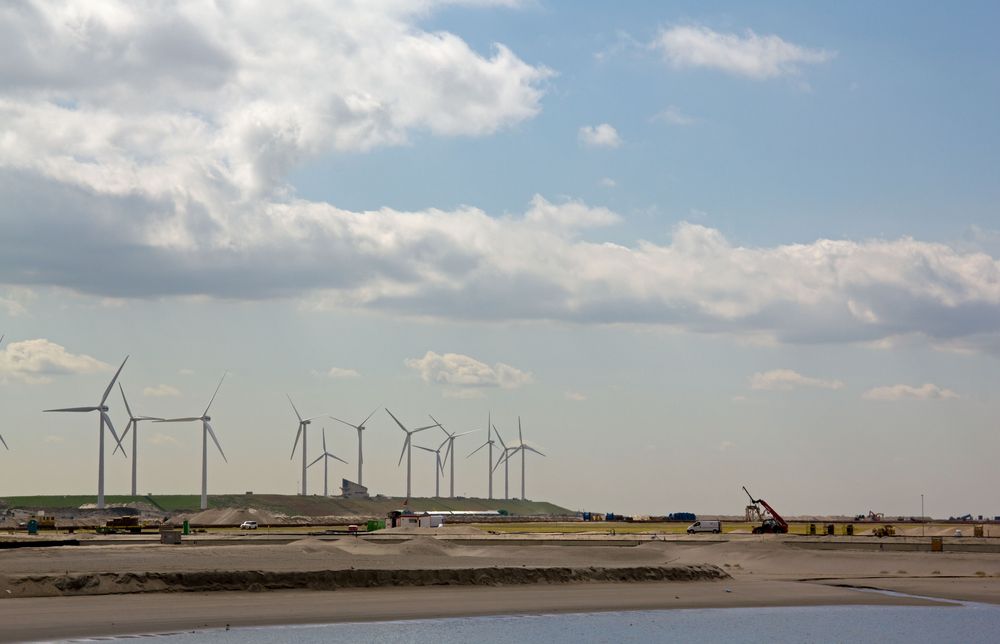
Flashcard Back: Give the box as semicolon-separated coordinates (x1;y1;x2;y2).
156;372;228;510
307;427;347;497
44;356;129;509
431;414;477;499
287;395;329;496
385;409;439;499
492;423;516;500
330;409;377;486
413;442;447;497
113;383;163;496
467;413;496;499
497;416;546;500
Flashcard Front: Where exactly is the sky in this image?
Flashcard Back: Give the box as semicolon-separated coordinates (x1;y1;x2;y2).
1;0;998;517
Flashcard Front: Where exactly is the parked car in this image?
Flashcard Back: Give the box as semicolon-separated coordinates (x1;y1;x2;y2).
239;520;258;530
686;520;721;534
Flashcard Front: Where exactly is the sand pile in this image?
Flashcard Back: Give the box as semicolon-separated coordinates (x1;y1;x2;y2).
171;508;284;526
2;564;730;598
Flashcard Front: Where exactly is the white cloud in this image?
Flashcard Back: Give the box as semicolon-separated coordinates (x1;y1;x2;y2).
579;123;622;148
750;369;844;391
0;339;110;384
564;391;586;401
862;383;960;401
405;351;533;390
653;25;834;79
143;384;181;397
320;367;361;379
598;177;617;188
148;432;179;445
652;105;697;125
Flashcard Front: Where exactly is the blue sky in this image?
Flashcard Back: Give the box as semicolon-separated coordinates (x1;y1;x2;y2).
0;1;998;516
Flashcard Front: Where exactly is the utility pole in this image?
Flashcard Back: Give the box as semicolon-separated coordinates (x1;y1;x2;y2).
921;494;925;538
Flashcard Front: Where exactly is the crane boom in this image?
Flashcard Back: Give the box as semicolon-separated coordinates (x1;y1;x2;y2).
742;485;789;532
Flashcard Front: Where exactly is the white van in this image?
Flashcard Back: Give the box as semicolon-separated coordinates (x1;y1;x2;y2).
686;520;721;534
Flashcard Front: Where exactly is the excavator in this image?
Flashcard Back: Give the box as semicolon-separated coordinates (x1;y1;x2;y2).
743;486;789;534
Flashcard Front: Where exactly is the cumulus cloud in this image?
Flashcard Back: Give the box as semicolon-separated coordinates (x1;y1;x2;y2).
405;351;533;390
862;383;960;401
578;123;623;148
1;4;1000;356
143;384;181;397
598;177;617;188
319;367;361;379
653;25;834;79
0;339;110;384
750;369;845;391
565;391;586;401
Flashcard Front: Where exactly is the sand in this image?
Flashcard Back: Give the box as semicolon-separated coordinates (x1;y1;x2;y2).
1;533;998;641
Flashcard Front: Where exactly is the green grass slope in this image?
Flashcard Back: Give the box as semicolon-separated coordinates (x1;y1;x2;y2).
1;494;572;516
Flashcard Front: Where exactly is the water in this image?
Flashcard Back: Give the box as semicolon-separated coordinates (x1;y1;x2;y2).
106;603;1000;643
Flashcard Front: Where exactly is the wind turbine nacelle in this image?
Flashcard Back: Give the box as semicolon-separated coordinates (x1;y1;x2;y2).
99;405;109;412
204;416;212;422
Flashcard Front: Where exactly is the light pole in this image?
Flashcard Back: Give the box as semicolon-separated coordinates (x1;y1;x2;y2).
921;494;925;538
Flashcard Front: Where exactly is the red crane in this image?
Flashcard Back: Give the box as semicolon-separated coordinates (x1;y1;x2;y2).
743;486;789;534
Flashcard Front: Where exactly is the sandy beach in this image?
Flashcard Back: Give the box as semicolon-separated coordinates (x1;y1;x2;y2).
1;531;998;640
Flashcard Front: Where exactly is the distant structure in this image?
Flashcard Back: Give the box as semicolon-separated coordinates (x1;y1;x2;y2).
341;479;369;498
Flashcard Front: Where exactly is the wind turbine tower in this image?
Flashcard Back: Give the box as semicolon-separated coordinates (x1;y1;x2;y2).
44;356;129;509
467;413;496;499
330;409;377;486
156;372;228;510
431;414;477;498
113;383;162;496
287;395;329;496
307;427;348;496
413;443;445;497
492;424;516;500
385;409;439;499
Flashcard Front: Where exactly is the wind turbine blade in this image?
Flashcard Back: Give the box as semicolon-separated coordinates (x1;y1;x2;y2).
136;416;164;421
329;416;359;430
468;442;488;458
397;434;409;466
453;429;479;438
102;412;126;456
307;454;325;468
44;406;100;412
413;445;436;453
360;409;377;427
385;408;408;432
525;446;546;456
518;416;523;445
101;356;129;406
290;423;303;460
286;394;303;422
119;383;134;419
303;415;328;422
155;417;200;423
115;419;133;455
203;371;227;417
494;426;507;450
206;421;227;463
412;423;438;434
0;434;8;450
331;453;348;465
444;439;454;466
492;452;509;473
322;427;327;452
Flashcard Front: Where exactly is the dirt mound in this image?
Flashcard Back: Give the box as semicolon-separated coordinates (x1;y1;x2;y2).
4;565;730;598
398;537;457;557
170;507;284;526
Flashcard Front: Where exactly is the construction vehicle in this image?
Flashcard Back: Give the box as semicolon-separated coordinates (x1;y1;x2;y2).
99;516;143;534
743;486;789;534
873;525;896;538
